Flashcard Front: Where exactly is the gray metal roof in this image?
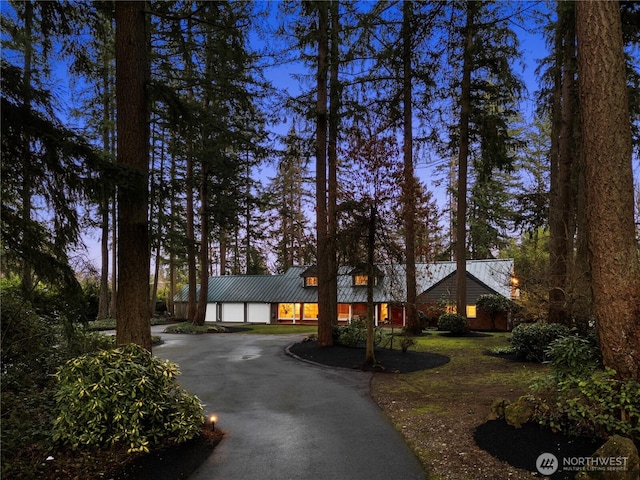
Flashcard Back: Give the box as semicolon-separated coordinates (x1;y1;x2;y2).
175;259;514;304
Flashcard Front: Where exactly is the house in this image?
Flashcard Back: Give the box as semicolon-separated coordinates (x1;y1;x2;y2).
175;259;518;331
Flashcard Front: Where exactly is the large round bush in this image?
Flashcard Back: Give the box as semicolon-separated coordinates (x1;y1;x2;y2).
510;322;570;362
437;313;468;335
52;344;204;453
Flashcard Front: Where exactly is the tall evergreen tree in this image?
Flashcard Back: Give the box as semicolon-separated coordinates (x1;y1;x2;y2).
114;1;152;350
1;1;99;321
268;125;314;272
438;1;523;316
576;0;640;381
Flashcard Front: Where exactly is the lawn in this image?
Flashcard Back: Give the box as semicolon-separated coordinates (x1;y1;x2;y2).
371;331;549;480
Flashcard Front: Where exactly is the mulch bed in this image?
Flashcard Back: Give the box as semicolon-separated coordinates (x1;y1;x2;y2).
114;427;224;480
288;339;450;373
474;419;605;479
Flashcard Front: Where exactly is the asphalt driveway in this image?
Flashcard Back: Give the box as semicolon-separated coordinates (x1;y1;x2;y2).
153;327;427;480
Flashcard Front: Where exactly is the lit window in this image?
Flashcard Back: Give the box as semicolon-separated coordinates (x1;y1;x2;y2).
338;304;350;320
445;304;476;318
279;303;294;319
305;276;318;287
354;275;368;286
303;303;318;319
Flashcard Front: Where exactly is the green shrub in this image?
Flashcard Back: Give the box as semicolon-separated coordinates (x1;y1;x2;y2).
529;368;640;441
510;322;570;362
164;321;210;334
52;344;204;453
545;335;601;378
437;313;468;335
333;320;393;349
334;320;366;347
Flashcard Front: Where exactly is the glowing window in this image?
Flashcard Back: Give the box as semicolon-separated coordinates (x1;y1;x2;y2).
305;276;318;287
303;303;318;319
445;304;476;318
279;303;294;319
354;275;368;286
337;304;350;320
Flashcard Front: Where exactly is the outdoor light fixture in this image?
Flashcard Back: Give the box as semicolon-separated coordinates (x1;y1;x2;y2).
210;415;217;431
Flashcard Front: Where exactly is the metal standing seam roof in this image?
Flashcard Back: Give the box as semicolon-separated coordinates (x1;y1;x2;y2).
177;259;514;304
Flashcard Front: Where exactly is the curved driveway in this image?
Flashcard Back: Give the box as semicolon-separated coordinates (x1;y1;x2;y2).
153;328;426;480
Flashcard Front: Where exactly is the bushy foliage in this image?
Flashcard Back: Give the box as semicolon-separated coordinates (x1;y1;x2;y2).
510;322;570;362
477;294;513;316
333;320;393;348
1;281;115;478
528;368;640;441
52;344;204;453
333;320;366;347
545;334;601;378
437;313;468;335
164;321;211;334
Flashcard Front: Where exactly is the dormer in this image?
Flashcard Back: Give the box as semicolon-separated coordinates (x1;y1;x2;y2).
349;265;383;287
300;265;319;288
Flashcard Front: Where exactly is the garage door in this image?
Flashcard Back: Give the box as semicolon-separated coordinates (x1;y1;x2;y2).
222;303;245;323
247;303;270;324
205;303;218;323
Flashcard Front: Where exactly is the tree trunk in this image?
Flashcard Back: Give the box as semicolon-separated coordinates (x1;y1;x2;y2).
316;2;332;347
576;0;640;381
402;0;419;335
549;3;575;325
185;131;197;320
456;3;473;318
327;0;339;328
115;1;151;351
194;173;209;326
110;195;117;317
97;52;112;320
98;194;110;319
365;204;376;366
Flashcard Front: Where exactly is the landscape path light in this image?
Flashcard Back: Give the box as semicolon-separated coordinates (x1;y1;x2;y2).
210;414;217;431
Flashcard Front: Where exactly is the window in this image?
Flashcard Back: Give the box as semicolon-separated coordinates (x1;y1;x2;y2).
354;275;368;286
338;304;350;320
279;303;294;319
278;303;301;320
354;274;377;286
303;303;318;320
304;276;318;287
445;304;476;318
